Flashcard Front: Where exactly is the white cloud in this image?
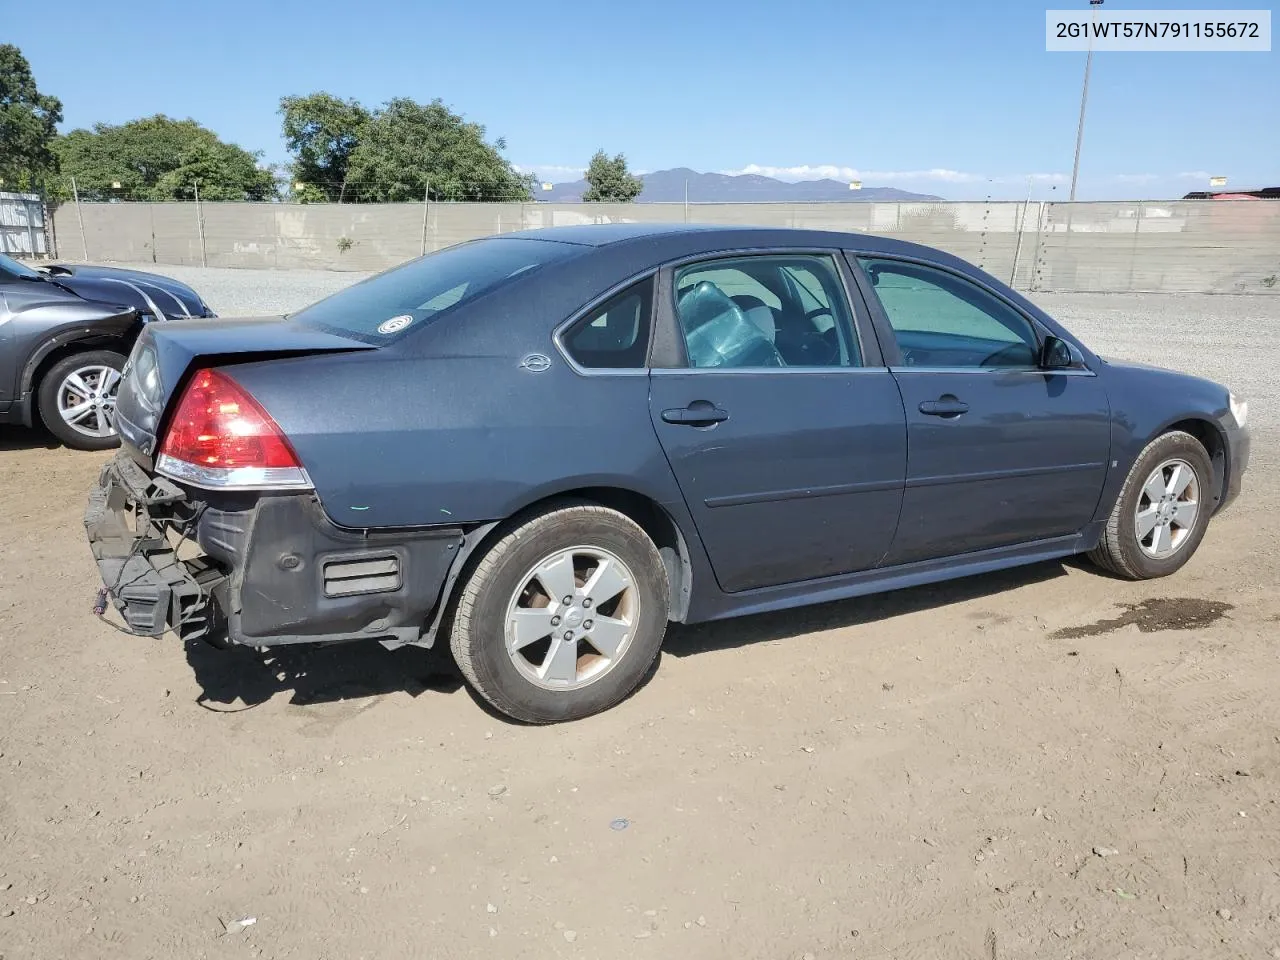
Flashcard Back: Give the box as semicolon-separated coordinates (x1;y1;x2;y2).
721;164;987;183
1109;171;1233;186
513;164;585;179
523;162;1076;187
719;165;1079;185
518;162;1224;198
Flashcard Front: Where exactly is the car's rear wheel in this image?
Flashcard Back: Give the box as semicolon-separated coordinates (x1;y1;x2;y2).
38;350;126;451
449;502;670;723
1088;430;1214;579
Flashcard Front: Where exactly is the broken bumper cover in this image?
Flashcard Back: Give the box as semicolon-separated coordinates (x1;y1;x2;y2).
85;452;464;647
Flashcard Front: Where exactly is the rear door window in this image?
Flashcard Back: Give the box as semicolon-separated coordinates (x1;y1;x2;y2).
673;254;861;368
290;238;580;342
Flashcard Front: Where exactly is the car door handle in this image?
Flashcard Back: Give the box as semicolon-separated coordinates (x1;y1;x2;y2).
662;404;729;426
918;398;969;418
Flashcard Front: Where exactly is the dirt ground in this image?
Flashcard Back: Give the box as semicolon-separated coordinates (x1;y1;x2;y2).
1;285;1278;960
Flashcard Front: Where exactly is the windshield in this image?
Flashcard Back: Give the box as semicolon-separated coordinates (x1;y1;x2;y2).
0;252;44;282
290;238;580;342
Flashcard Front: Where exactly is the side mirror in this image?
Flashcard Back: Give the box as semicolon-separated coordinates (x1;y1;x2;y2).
1040;335;1074;370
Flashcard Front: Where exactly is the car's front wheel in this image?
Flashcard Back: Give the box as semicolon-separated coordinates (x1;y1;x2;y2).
449;502;670;723
37;350;126;451
1089;429;1214;579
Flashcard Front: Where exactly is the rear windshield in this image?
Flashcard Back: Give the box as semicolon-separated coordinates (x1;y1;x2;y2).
290;237;579;342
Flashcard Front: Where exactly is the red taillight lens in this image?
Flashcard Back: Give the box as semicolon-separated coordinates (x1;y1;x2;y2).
158;368;302;474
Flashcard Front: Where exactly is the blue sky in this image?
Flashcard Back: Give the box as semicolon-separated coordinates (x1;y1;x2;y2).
8;0;1276;200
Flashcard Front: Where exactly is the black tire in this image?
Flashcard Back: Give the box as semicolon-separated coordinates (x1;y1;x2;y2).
37;349;126;451
449;502;670;723
1088;430;1214;580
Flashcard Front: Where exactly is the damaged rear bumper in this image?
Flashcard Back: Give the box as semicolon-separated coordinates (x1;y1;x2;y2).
84;451;464;647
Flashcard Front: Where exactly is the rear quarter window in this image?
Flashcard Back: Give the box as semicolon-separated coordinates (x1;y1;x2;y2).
562;277;654;369
290;238;580;342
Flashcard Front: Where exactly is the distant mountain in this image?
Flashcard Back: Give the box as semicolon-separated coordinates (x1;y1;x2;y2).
539;167;940;203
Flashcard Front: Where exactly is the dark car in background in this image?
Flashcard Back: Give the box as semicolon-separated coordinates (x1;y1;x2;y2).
0;253;215;449
84;224;1249;723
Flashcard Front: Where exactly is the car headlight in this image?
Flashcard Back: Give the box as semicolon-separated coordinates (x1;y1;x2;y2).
1229;392;1248;428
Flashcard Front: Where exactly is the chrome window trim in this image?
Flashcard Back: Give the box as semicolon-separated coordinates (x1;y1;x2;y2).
650;365;891;376
888;366;1098;377
648;364;1095;377
662;244;859;270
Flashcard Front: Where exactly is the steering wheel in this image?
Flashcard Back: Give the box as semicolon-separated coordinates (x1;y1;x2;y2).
775;328;840;366
804;307;834;323
980;343;1036;368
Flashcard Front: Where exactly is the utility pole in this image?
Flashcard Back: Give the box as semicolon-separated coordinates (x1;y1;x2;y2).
71;176;89;260
420;180;431;256
194;180;208;268
1009;175;1034;286
1069;0;1105;201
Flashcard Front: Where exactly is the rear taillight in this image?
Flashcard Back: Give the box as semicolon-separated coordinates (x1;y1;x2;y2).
155;368;311;490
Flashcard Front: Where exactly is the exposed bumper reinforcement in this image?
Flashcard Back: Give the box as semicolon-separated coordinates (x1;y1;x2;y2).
85;451;465;648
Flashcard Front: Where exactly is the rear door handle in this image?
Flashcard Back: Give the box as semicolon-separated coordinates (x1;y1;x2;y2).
918;398;969;418
662;404;729;426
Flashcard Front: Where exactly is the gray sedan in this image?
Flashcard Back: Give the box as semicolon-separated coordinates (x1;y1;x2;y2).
84;224;1250;722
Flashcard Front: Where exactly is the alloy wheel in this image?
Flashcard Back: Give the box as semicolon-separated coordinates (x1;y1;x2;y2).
503;546;640;690
1135;457;1200;559
56;364;120;440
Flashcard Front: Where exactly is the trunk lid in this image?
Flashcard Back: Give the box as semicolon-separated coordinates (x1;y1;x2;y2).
114;315;376;462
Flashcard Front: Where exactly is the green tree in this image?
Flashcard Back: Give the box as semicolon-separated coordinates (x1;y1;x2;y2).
280;93;533;202
155;141;275;200
0;44;63;189
582;150;643;202
53;115;275;201
279;93;369;202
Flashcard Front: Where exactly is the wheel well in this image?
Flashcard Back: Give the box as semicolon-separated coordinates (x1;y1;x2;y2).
1165;418;1227;506
454;487;694;624
559;487;692;621
26;335;133;401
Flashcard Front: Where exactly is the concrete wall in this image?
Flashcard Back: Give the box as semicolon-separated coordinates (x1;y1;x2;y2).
53;199;1280;294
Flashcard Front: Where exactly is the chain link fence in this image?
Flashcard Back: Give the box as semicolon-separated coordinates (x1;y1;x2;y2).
48;197;1280;294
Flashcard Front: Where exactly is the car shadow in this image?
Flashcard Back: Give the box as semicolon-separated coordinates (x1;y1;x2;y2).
663;559;1069;657
0;427;59;451
182;560;1069;716
184;638;464;712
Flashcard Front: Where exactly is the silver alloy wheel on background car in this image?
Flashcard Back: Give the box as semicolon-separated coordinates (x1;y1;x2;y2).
55;364;120;440
504;545;640;690
1135;457;1200;560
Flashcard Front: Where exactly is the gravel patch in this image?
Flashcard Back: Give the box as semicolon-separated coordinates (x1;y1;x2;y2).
1036;292;1275;464
104;262;371;317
